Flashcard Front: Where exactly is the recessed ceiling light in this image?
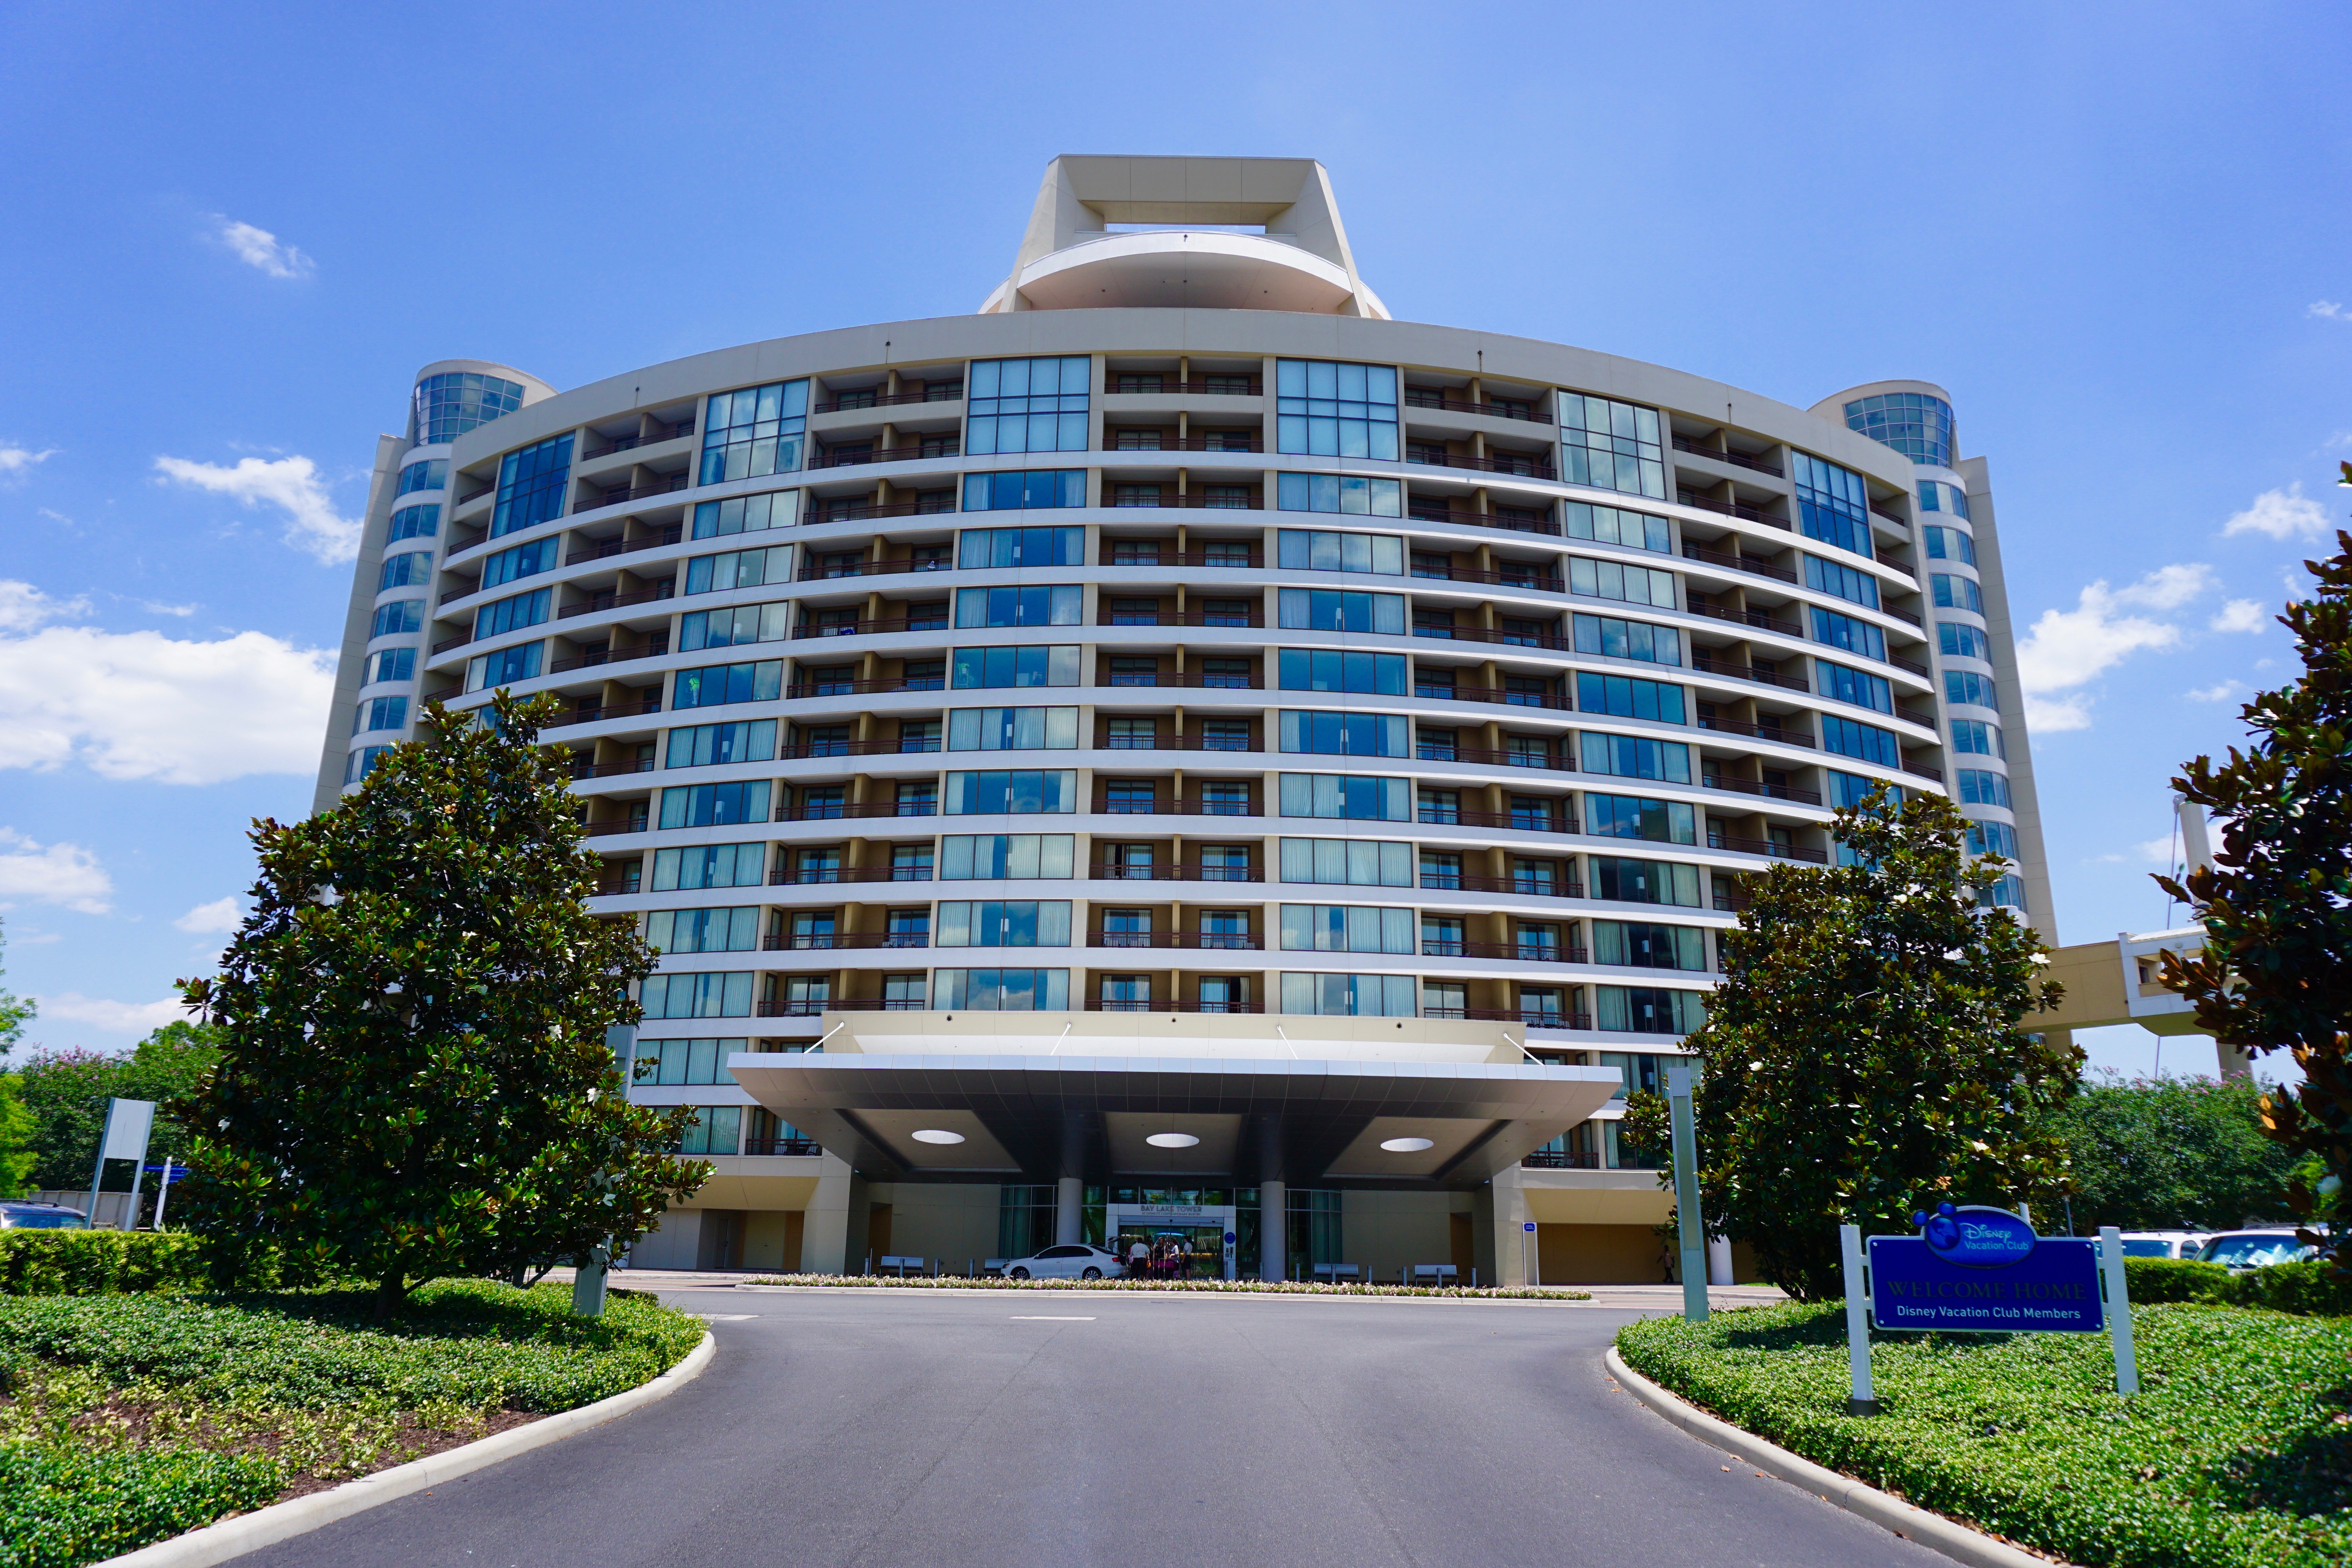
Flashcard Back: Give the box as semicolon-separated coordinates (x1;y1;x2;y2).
1380;1136;1436;1153
911;1129;965;1145
1145;1132;1200;1149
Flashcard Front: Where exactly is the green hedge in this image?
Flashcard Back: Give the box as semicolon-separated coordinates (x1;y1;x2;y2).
2208;1259;2352;1316
0;1232;209;1297
0;1448;284;1568
2124;1255;2232;1302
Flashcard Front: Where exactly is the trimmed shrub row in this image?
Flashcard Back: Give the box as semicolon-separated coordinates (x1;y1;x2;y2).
2124;1255;2352;1315
0;1232;209;1297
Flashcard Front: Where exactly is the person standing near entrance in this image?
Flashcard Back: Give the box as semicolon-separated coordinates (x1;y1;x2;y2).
1127;1236;1148;1279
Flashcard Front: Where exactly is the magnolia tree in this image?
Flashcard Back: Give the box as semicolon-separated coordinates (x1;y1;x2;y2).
2160;517;2352;1258
176;692;707;1307
1632;785;2077;1299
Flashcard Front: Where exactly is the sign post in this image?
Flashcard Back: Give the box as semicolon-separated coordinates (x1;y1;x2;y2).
85;1098;156;1230
1839;1223;1877;1414
1522;1219;1536;1286
1666;1064;1706;1323
2097;1225;2140;1395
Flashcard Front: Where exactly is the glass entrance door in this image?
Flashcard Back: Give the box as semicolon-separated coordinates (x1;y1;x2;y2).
1108;1206;1237;1279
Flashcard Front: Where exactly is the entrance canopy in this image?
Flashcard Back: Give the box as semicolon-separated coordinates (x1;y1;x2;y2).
727;1012;1620;1190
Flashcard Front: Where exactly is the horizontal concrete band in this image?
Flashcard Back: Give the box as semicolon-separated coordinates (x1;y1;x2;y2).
94;1330;715;1568
1602;1346;2080;1568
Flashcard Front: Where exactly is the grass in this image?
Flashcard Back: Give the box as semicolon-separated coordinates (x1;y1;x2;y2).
0;1279;704;1568
1616;1299;2352;1568
743;1271;1592;1300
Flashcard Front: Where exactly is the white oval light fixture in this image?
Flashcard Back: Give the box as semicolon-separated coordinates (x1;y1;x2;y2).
911;1129;965;1145
1145;1132;1201;1149
1379;1136;1436;1153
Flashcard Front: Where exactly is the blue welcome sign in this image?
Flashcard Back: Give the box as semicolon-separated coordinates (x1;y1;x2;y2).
1866;1203;2103;1333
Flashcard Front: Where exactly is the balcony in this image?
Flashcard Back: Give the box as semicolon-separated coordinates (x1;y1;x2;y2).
807;497;961;524
1670;437;1784;478
1096;735;1259;754
813;385;962;413
1083;998;1269;1014
768;865;936;884
1090;797;1259;818
1420;940;1590;964
548;644;667;677
1407;450;1558;481
1521;1149;1602;1169
544;699;663;731
1403;390;1547;424
1089;932;1265;950
797;557;953;583
1423;873;1587;899
1676;490;1789;530
1688;652;1809;693
786;676;944;700
1702;773;1825;807
773;802;938;824
566;757;656;780
1890;652;1931;678
1405;505;1562;539
1109;436;1267;454
582;817;650;838
1102;673;1264;691
1096;609;1265;629
574;476;689;514
1107;377;1263;396
741;1137;824;1157
1410;564;1567;593
1708;832;1829;866
775;737;942;760
1698;715;1816;749
1416;808;1580;835
1412;684;1572;713
760;933;930;951
1414;744;1573;771
1688;601;1803;639
811;444;960;470
1423;1007;1595;1030
1903;761;1946;783
1408;624;1573;655
791;615;948;640
1087;864;1266;883
585;421;693;459
558;585;676;621
566;526;682;566
1105;491;1265;511
1680;541;1797;585
1101;552;1266;571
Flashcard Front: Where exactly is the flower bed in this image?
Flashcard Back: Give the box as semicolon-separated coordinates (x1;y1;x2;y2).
742;1271;1590;1300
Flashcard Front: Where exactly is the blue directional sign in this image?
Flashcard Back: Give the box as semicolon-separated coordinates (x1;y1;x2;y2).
1867;1204;2102;1333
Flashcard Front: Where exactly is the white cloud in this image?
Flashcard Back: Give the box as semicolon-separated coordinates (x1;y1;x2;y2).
0;581;90;633
172;897;242;934
0;602;336;784
2209;599;2267;634
0;828;112;913
2223;483;2331;541
0;446;56;478
36;992;190;1036
2015;564;2215;732
154;453;359;563
140;601;198;617
2136;835;2178;865
209;216;313;280
2187;680;2247;702
2312;301;2352;322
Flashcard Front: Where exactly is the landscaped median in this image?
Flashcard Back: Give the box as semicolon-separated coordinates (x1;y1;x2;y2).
0;1279;705;1568
744;1272;1592;1300
1615;1299;2352;1568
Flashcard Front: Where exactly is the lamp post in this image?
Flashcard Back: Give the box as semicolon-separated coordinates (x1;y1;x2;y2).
1667;1064;1707;1323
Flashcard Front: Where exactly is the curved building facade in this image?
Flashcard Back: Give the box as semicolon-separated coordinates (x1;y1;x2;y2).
316;158;2051;1283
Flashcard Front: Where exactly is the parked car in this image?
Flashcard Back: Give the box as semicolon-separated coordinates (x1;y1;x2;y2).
1001;1243;1126;1281
2195;1228;2316;1271
0;1201;91;1230
2114;1230;2208;1259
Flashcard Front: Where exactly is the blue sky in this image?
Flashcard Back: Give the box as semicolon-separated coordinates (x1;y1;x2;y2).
0;2;2343;1082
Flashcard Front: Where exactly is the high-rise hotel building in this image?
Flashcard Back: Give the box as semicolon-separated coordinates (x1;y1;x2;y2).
314;158;2050;1283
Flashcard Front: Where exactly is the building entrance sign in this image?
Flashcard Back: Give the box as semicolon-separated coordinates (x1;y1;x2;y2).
1839;1206;2138;1414
1110;1204;1236;1280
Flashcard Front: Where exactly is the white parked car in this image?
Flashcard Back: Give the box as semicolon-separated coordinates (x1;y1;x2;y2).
2114;1230;2208;1259
0;1201;90;1230
2196;1228;2317;1271
1002;1243;1126;1281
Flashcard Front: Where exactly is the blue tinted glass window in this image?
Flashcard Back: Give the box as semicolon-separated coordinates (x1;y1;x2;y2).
1558;394;1665;500
1275;360;1399;460
1843;392;1955;469
397;458;448;496
352;695;408;734
474;588;551;641
950;645;1082;688
1588;856;1701;907
1952;718;2004;758
1791;452;1873;559
1967;818;2020;860
679;601;790;651
1579;733;1690;783
1811;607;1886;664
958;526;1084;568
466;641;542;691
411;372;524;448
370;600;423;639
368;647;416;685
1278;650;1406;694
1938;620;1990;661
1576;673;1686;724
1276;529;1404;575
1804;555;1879;610
1572;613;1681;666
344;744;393;783
1825;770;1896;810
1583;793;1695;844
1957;768;2013;809
691;490;795;539
1944;670;1999;712
967;358;1091;456
953;586;1082;628
1277;773;1411;821
1562;502;1671;552
1924;525;1977;565
1278;711;1409;757
1275;473;1403;516
1932;573;1984;613
944;769;1077;814
659;780;772;829
1277;588;1406;634
665;720;778;767
673;661;784;709
684;545;791;595
377;551;433;591
1817;661;1893;714
1567;557;1677;609
700;381;809;485
490;434;573;539
387;503;439;543
959;470;1086;511
931;968;1071;1011
481;535;558;589
1822;715;1901;766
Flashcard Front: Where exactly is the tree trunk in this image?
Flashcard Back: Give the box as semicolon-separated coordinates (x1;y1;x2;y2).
373;1272;407;1321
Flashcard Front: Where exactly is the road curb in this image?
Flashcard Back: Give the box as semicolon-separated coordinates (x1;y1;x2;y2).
93;1330;715;1568
1602;1347;2078;1568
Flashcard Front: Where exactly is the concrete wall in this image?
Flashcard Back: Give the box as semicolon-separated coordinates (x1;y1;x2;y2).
1336;1190;1463;1282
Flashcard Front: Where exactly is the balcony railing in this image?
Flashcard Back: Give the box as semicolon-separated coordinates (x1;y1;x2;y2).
1096;735;1258;753
1091;798;1259;818
741;1138;824;1157
1088;932;1264;950
1415;745;1573;771
1412;684;1572;713
784;676;944;699
1406;505;1562;539
557;585;675;622
773;801;936;823
1680;541;1797;584
1088;864;1265;882
813;385;963;413
772;738;941;760
1891;652;1931;678
1102;673;1263;690
1688;653;1809;693
1676;490;1790;530
812;444;960;470
566;526;682;566
1420;940;1590;964
575;476;688;514
1708;832;1829;865
544;699;662;730
1423;1007;1595;1030
567;757;656;780
1097;610;1265;629
1870;502;1909;524
1410;565;1567;593
1108;436;1267;454
1886;603;1926;628
583;817;650;838
1083;998;1269;1014
808;498;960;524
1702;773;1825;807
584;422;693;459
797;557;954;582
1423;873;1587;899
768;866;936;884
760;933;930;951
1408;624;1573;654
1103;552;1266;570
457;485;496;508
1688;601;1803;639
1416;808;1581;835
1105;492;1265;511
1903;761;1945;783
1698;716;1816;748
1106;378;1263;396
1895;705;1936;729
1670;437;1784;478
1521;1150;1602;1169
548;644;668;676
791;616;949;640
1407;451;1558;481
1403;391;1548;423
